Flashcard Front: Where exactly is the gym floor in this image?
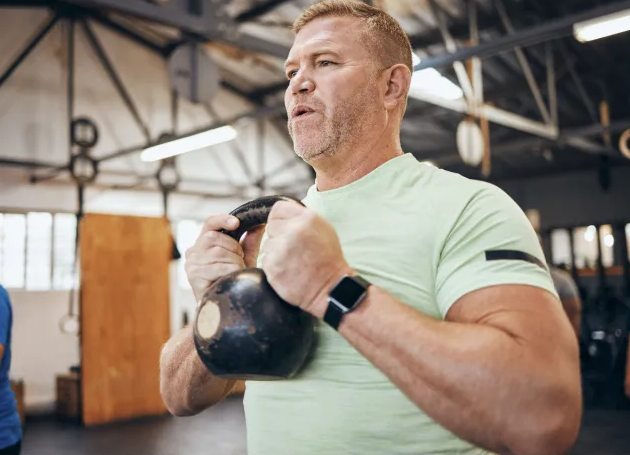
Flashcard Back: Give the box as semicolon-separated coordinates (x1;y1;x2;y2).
20;397;630;455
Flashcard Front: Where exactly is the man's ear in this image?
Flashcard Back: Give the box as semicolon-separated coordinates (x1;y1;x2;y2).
383;64;411;111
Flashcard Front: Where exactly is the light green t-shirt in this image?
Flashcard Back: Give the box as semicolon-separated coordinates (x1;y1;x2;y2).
243;153;557;455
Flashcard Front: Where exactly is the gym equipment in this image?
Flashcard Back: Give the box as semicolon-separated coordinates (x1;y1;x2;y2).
193;195;316;380
456;118;484;167
71;117;99;149
580;286;629;381
576;224;630;408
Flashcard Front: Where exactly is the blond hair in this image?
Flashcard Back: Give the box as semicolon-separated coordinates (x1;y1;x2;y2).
292;0;413;74
292;1;413;114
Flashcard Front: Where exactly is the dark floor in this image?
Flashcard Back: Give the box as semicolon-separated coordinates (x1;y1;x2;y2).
22;397;246;455
20;397;630;455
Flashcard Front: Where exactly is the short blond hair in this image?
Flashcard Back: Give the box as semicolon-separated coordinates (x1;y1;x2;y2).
292;0;413;75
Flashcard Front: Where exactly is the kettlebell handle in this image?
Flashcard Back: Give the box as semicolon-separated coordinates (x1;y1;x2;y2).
220;195;305;241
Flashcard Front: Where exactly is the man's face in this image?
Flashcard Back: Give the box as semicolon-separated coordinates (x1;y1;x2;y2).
284;17;383;162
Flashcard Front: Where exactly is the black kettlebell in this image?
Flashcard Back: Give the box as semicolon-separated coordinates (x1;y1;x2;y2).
193;195;316;380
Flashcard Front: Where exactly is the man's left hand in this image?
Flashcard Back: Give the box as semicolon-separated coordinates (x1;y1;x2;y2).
260;200;352;317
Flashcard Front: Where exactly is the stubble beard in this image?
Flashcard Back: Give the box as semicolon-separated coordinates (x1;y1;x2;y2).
288;86;377;162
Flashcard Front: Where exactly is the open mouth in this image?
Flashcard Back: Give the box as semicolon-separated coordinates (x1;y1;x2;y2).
293;107;314;119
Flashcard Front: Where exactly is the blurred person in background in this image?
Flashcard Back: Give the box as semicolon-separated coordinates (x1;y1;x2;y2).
0;285;21;455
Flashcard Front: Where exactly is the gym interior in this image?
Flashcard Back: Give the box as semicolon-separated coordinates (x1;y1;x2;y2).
1;0;630;454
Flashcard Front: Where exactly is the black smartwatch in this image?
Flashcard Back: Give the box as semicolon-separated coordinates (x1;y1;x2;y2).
324;275;371;330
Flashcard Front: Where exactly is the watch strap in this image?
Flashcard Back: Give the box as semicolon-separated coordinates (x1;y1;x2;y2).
323;303;344;331
323;275;371;331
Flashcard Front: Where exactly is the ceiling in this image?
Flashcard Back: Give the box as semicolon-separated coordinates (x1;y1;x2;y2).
2;0;630;185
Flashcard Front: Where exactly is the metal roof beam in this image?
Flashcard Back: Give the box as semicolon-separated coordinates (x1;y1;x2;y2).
60;0;292;58
0;1;50;6
428;118;630;166
414;0;630;70
234;0;295;23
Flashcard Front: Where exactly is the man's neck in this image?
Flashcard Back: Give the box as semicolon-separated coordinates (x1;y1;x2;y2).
311;140;403;192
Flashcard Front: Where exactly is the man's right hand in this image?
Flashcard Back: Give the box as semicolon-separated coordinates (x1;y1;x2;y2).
184;213;265;303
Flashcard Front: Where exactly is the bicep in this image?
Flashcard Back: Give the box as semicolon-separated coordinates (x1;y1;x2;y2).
446;284;577;355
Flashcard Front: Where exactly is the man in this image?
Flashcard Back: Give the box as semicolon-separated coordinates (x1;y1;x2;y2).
0;285;21;455
160;2;582;454
550;265;582;338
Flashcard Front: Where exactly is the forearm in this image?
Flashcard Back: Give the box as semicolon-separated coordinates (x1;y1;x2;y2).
327;287;577;454
159;326;235;416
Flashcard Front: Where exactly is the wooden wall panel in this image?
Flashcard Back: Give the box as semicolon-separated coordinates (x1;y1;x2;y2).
80;214;171;426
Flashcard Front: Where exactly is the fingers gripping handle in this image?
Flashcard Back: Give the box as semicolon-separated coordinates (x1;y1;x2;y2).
220;195;304;241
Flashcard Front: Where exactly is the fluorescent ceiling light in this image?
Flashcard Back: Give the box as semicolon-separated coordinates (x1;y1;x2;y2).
411;53;464;100
573;8;630;42
140;125;237;162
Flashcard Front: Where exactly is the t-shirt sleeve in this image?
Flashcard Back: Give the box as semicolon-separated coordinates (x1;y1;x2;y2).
435;184;558;318
0;287;10;344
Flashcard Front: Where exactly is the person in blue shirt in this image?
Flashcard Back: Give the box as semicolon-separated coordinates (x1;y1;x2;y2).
0;285;21;455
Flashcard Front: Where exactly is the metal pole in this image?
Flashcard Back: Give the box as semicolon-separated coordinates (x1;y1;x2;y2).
494;0;552;125
81;19;152;142
546;43;558;129
0;15;59;89
234;0;294;22
171;89;178;134
0;1;51;6
413;0;630;70
428;0;475;101
68;16;75;154
0;157;64;169
89;11;166;57
469;0;483;104
562;46;598;123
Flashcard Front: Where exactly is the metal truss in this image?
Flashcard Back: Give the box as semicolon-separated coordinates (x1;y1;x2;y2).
4;0;629;187
407;0;630;159
414;0;630;71
0;1;311;206
59;0;293;58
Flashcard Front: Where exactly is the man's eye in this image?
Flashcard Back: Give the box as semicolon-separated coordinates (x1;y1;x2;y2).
287;70;297;79
319;61;333;67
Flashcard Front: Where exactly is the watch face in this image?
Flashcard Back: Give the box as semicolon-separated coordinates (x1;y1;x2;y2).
330;276;367;311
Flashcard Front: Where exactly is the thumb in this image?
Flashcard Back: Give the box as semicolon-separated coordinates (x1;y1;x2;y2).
242;226;266;268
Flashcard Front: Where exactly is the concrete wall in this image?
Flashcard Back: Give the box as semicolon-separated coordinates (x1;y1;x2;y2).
496;166;630;230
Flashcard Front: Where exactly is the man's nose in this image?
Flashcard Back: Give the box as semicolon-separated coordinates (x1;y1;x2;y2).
290;70;315;94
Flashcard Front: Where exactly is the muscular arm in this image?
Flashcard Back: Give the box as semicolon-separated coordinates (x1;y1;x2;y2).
159;325;235;416
561;297;582;337
314;277;581;455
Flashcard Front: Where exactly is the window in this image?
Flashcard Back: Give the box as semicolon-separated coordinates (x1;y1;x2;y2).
551;229;572;268
0;211;77;291
26;212;52;291
176;219;203;290
53;214;78;291
599;224;615;268
573;225;598;269
0;214;26;288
